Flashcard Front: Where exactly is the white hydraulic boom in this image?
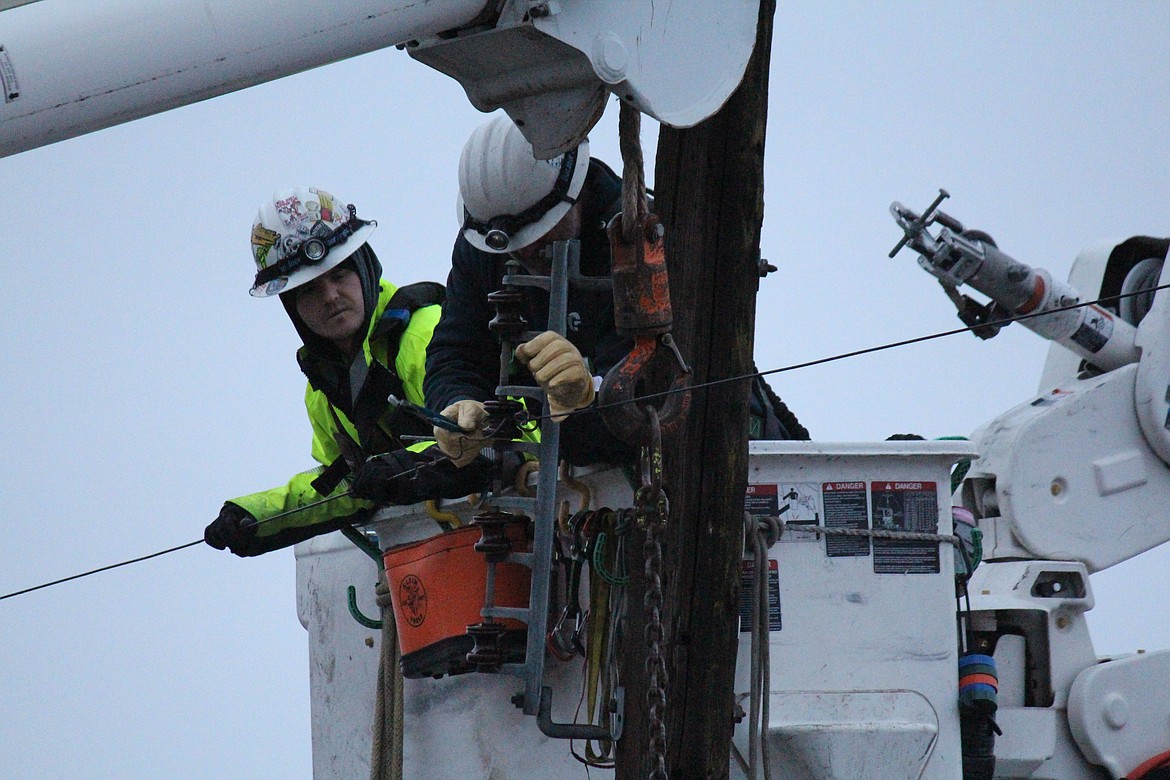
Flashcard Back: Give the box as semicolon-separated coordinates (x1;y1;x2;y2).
889;190;1170;779
0;0;760;159
889;189;1170;569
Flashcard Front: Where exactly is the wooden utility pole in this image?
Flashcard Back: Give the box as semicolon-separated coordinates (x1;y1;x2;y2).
616;1;776;777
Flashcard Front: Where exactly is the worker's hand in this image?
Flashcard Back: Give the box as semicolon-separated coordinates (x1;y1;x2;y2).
435;399;488;468
515;331;595;421
354;448;494;505
204;503;259;557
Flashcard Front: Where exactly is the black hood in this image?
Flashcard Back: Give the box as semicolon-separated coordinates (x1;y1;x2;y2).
279;243;384;359
578;158;623;274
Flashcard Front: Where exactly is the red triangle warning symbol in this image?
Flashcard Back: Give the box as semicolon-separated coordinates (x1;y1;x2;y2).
885;483;893;490
825;483;834;491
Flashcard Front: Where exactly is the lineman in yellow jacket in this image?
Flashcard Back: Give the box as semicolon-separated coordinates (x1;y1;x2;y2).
205;186;491;557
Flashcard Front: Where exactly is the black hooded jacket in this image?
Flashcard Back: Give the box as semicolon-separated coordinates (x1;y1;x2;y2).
424;159;809;466
424;159;638;466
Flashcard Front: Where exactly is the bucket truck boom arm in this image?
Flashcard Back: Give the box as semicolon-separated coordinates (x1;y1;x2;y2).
883;192;1170;780
0;0;761;159
890;189;1170;572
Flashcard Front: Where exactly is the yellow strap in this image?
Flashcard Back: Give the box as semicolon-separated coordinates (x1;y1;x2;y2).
425;499;462;529
585;569;612;762
583;510;618;764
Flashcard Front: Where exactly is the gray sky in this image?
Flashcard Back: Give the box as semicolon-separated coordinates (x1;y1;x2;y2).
3;3;1170;778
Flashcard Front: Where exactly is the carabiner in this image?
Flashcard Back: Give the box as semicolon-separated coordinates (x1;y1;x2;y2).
548;604;581;661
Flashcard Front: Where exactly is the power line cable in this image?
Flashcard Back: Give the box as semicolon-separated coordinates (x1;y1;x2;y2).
523;281;1170;425
0;459;431;602
0;492;350;602
0;539;206;601
5;281;1167;602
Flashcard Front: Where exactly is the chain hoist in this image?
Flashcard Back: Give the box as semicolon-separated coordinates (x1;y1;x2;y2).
597;100;689;780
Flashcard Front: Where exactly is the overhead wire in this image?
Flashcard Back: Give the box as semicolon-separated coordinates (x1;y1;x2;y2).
0;491;350;602
4;280;1168;603
521;281;1170;426
0;539;206;601
0;460;432;602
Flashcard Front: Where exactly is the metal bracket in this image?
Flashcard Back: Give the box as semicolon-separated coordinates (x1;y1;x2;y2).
480;238;622;742
346;585;383;630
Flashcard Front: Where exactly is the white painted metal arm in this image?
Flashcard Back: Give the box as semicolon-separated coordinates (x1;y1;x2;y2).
1;0;762;160
0;0;488;158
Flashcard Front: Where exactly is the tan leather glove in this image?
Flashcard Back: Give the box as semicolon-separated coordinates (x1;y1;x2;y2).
434;399;488;468
515;331;596;422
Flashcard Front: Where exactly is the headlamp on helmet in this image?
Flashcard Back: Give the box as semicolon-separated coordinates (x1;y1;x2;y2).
456;116;590;255
462;146;579;253
248;187;378;297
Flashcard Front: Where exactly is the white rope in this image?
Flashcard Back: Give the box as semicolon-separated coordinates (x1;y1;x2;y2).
745;512;779;780
781;521;961;546
369;574;404;780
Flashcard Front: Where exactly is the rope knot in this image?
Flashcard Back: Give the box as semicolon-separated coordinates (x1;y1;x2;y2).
744;512;782;550
374;576;394;610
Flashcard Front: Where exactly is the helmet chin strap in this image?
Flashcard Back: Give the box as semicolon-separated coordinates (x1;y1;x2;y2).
508;197;587;275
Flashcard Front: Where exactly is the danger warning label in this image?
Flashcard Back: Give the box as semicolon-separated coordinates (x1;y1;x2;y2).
739;557;781;632
745;483;779;516
870;481;940;574
822;481;869;557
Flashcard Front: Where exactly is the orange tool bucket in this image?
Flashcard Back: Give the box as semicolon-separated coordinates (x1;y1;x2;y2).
382;522;531;678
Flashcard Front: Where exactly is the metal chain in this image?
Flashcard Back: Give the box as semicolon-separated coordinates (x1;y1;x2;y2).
617;99;670;776
636;407;669;780
644;517;668;780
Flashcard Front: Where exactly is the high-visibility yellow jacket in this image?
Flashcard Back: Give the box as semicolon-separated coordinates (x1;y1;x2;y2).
229;278;441;551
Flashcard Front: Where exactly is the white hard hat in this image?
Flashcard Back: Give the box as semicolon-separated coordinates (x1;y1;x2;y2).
457;115;590;254
249;186;377;297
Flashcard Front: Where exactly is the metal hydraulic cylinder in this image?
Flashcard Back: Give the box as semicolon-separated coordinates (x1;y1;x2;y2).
928;230;1139;372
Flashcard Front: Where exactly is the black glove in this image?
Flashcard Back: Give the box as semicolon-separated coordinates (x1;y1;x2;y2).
351;449;419;503
204;503;260;557
351;448;493;505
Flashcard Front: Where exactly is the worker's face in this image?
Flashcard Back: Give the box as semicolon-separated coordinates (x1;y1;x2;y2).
295;262;365;352
510;202;584;270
